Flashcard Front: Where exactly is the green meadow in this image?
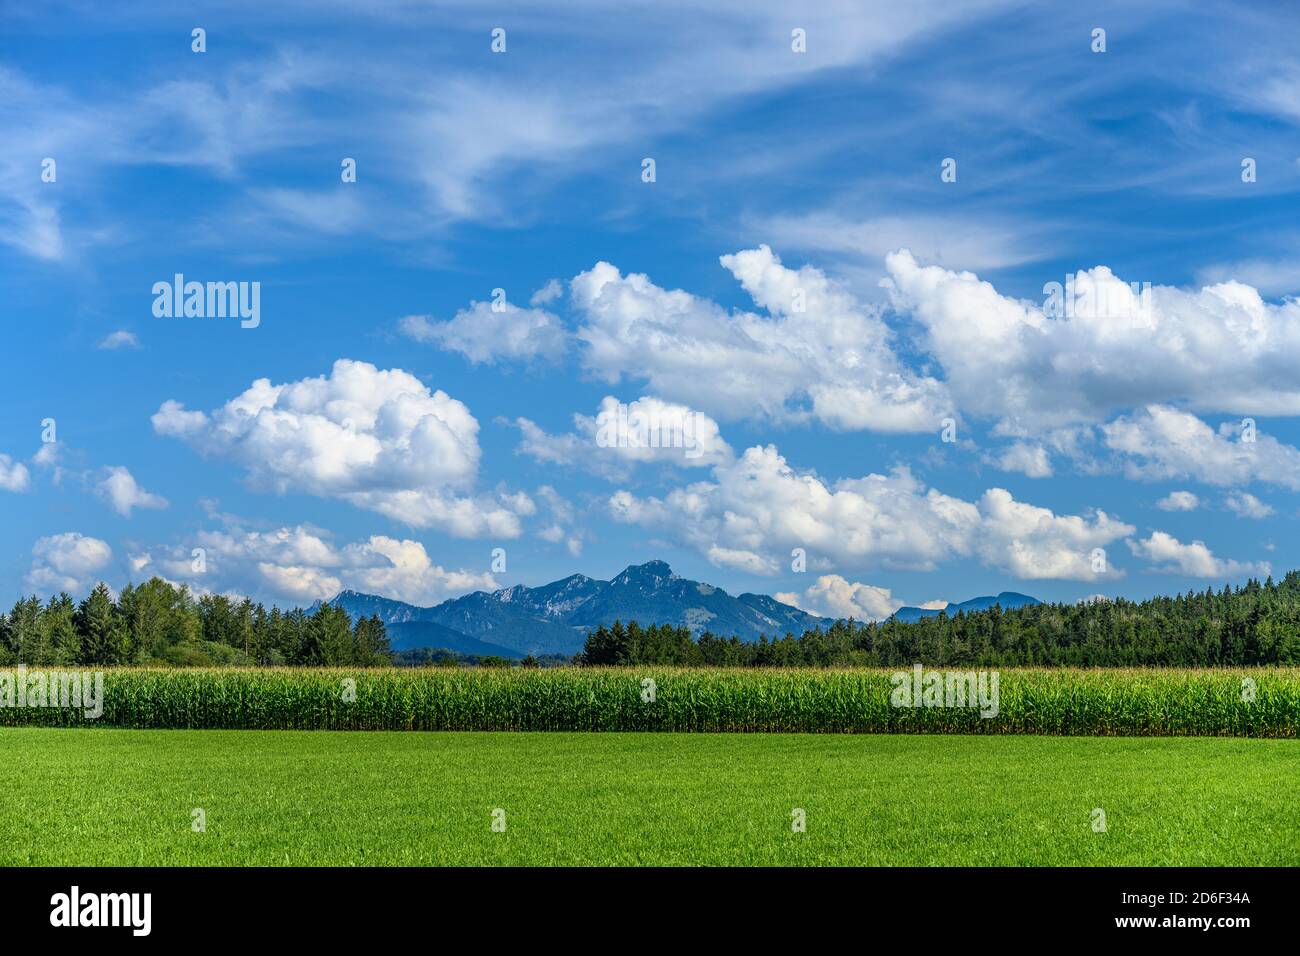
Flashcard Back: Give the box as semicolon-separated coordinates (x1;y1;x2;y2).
2;728;1295;866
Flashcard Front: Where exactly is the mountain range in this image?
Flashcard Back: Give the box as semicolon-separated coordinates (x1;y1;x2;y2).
323;561;1044;658
323;560;828;657
890;591;1042;623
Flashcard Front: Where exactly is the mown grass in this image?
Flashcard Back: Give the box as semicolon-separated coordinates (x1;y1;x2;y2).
0;728;1295;865
2;666;1298;735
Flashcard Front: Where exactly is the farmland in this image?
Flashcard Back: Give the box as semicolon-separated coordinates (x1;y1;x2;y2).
0;728;1294;866
2;666;1298;736
5;666;1294;866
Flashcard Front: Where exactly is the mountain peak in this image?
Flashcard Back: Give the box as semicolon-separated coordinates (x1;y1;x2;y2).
892;590;1041;623
612;560;675;587
327;560;827;656
495;584;527;602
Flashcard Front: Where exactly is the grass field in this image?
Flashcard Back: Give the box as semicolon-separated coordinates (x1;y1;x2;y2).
2;727;1296;865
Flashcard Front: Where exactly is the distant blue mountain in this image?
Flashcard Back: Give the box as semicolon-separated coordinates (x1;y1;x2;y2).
891;591;1041;623
323;560;828;657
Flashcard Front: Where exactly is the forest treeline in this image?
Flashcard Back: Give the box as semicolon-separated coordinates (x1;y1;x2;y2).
578;573;1300;667
7;572;1300;668
0;579;389;667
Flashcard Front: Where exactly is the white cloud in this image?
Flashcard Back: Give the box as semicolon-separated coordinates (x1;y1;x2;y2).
243;187;367;236
0;0;1021;261
571;246;951;432
515;395;732;477
1196;254;1300;299
1102;405;1300;489
759;211;1045;272
777;574;903;621
400;299;566;364
96;466;168;516
0;454;30;492
530;279;563;306
387;1;1012;223
883;251;1300;428
706;546;779;575
25;532;113;594
33;443;59;468
97;330;140;350
150;400;209;437
1156;490;1200;511
514;417;587;469
134;525;498;606
974;488;1132;581
342;535;499;605
533;485;584;557
1225;491;1274;519
1128;531;1269;578
32;442;62;486
0;53;333;260
152;359;527;537
992;442;1052;478
609;443;1132;581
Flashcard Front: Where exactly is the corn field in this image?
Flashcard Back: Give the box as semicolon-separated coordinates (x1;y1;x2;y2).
2;667;1298;736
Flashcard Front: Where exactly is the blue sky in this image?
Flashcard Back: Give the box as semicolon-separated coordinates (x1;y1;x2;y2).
3;0;1300;620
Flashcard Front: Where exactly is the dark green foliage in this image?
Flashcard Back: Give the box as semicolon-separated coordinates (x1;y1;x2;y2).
0;578;390;668
76;583;129;665
579;572;1300;667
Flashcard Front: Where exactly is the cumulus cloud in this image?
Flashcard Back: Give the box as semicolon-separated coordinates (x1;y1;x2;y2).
1156;490;1200;511
25;532;113;594
973;488;1134;580
1102;405;1300;489
570;245;951;432
530;279;563;306
32;442;62;485
0;453;30;492
400;298;566;364
756;211;1045;272
777;574;903;621
515;395;732;478
133;525;498;606
1225;491;1274;519
96;466;168;516
991;442;1052;478
609;443;1132;581
152;359;527;537
883;250;1300;429
33;442;59;469
706;546;779;575
1128;531;1269;578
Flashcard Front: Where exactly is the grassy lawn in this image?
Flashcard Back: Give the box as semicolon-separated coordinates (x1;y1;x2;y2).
1;728;1295;866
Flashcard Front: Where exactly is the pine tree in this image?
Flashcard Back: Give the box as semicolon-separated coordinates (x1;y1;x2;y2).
44;594;80;665
76;583;128;664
